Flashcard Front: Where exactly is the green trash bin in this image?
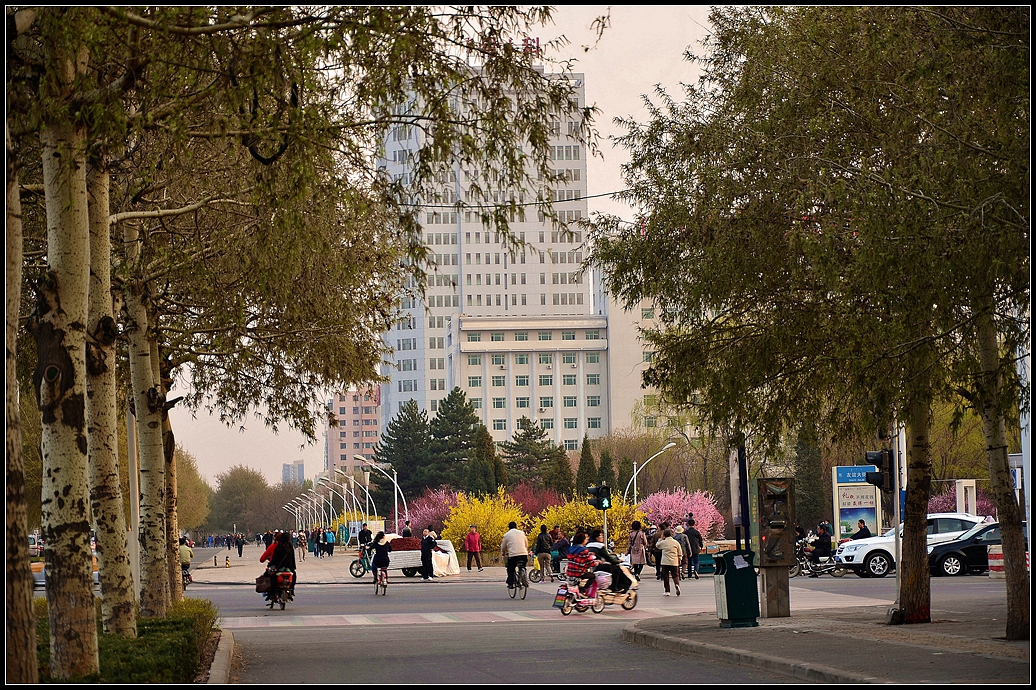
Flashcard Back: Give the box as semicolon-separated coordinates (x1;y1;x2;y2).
713;550;759;628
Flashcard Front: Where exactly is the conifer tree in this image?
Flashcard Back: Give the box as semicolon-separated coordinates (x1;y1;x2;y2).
575;434;597;494
466;425;497;495
499;416;553;486
597;449;616;489
617;456;635;499
372;400;432;505
543;445;575;497
428;388;480;489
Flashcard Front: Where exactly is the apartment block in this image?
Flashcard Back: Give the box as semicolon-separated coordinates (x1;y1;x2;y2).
324;386;381;478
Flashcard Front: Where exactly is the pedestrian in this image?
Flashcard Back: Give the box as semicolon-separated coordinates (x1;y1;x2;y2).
358;523;373;550
673;526;692;580
627;520;648;580
656;528;683;596
534;524;554;581
648;522;668;580
552;530;570;575
326;527;336;557
685;519;704;579
236;533;244;558
296;530;307;561
464;524;484;572
318;528;327;558
421;526;445;581
401;520;413;537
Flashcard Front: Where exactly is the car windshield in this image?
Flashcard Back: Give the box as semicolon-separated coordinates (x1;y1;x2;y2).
956;522;993;541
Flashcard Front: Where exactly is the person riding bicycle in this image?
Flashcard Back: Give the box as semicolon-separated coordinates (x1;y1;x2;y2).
370;531;392;585
500;521;529;590
178;537;194;584
565;532;599;592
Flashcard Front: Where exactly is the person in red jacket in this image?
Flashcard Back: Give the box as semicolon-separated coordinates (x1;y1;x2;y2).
464;524;484;572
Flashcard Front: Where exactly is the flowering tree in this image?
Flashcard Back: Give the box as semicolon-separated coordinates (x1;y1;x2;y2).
639;488;726;540
509;481;563;518
391;486;460;535
928;486;997;519
442;488;528;560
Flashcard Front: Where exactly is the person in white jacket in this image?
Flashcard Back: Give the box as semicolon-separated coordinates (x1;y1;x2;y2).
500;522;529;590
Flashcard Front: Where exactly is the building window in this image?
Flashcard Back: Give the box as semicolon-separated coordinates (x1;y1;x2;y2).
492;375;506;387
540;418;554;430
643;351;655;362
644;394;657;407
468;332;482;342
587;396;601;407
562;374;577;386
492;419;507;431
515;353;529;365
539;353;553;365
515;375;529;386
564;439;579;451
539;331;552;341
641;308;655;319
562;331;575;341
586;373;600;385
491;354;505;365
468;376;482;387
586;352;600;364
492;397;506;409
562;352;576;364
644;416;657;428
539;397;554;409
516;397;530;408
515;332;529;341
588;417;602;429
539;375;553;386
564;418;578;429
468;354;482;366
563;396;577;408
471;398;482;409
585;330;600;340
491;332;505;342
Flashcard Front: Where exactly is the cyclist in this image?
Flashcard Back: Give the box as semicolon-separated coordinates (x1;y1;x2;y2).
370;531;392;585
500;521;529;591
178;537;194;585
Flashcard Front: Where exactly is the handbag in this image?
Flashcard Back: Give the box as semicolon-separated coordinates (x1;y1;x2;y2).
255;573;272;593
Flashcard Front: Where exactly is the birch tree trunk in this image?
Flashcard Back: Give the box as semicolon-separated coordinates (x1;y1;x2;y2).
155;342;183;603
122;220;169;617
37;109;100;678
975;307;1029;641
86;166;137;635
900;393;933;624
6;121;40;684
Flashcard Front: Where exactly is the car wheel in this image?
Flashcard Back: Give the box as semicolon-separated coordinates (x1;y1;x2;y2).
864;552;891;578
940;554;965;577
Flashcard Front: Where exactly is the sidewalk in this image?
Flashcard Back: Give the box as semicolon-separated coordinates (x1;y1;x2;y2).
623;603;1030;684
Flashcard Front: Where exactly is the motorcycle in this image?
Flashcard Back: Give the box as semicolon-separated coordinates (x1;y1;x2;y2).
261;568;295;610
801;537;847;578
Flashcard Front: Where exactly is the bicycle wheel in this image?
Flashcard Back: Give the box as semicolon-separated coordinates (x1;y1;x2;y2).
350;559;366;578
528;567;542;584
518;569;528;599
508;578;517;598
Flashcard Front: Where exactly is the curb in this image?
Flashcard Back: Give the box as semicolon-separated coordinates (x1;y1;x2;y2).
621;621;879;684
207;630;234;684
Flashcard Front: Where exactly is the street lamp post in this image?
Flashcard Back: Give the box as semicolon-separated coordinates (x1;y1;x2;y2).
356;455;408;533
335;468;379;521
623;441;676;503
308;489;330;527
319;477;364;526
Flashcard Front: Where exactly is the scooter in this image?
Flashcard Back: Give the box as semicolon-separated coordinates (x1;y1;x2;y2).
263;569;296;610
554;573;605;615
594;562;639;610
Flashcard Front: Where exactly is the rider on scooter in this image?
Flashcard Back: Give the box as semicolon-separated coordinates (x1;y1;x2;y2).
808;523;832;577
565;532;599;592
586;529;632;593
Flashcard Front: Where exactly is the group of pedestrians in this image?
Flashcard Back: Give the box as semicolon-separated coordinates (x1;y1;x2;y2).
628;518;704;596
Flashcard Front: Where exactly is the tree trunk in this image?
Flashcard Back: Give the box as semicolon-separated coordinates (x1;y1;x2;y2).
975;308;1029;641
86;166;137;635
156;342;182;603
122;221;169;617
6;121;40;684
38;115;100;678
900;393;933;624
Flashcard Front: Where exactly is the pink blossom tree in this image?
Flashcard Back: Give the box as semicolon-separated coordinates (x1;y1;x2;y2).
390;486;460;535
927;485;997;518
639;488;726;540
508;481;563;519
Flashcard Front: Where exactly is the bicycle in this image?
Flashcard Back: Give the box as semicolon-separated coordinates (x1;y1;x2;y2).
350;545;373;578
181;565;192;590
529;553;558;584
375;566;388;596
508;562;528;600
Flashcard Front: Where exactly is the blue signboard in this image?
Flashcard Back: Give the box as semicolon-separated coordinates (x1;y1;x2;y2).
835;465;878;484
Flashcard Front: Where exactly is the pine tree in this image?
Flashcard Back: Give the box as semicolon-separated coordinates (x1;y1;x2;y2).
543;445;575;497
617;456;635;499
466;425;497;495
575;434;597;494
372;400;432;504
499;416;553;486
427;387;480;490
597;450;616;489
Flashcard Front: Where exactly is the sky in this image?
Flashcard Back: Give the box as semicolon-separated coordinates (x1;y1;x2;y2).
169;6;714;487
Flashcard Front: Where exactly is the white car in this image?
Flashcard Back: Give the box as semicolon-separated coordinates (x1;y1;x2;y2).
835;512;986;578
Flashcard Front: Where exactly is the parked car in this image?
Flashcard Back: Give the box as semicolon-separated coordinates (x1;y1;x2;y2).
28;535;42;558
835;512;985;578
928;522;1027;576
31;551;100;589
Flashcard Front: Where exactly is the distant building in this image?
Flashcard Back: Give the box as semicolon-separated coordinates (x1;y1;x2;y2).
282;460;305;485
325;386;382;478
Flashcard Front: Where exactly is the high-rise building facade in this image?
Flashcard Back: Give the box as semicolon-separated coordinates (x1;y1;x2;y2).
282;460;305;485
324;386;382;478
378;73;613;447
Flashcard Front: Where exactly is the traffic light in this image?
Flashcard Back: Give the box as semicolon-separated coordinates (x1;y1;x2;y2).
587;484;612;510
864;450;895;492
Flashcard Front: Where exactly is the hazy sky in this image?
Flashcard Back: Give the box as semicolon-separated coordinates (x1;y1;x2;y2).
169;6;714;486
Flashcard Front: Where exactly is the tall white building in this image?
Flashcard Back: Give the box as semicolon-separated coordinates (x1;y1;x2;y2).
379;71;653;447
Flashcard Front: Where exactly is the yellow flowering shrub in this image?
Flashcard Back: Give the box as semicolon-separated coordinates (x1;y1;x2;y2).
442;488;529;558
535;499;646;553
